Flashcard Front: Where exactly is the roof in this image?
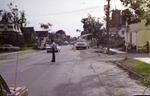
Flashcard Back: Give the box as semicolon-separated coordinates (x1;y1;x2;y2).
36;31;48;37
22;27;35;33
0;23;21;32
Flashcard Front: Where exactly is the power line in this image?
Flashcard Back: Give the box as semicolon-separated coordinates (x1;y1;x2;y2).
37;6;101;17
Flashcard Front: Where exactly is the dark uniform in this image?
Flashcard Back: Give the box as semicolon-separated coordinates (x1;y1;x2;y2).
51;42;56;62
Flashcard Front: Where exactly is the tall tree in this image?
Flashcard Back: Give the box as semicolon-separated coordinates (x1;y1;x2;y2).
81;15;105;47
81;15;103;39
7;3;27;29
55;30;66;44
0;3;27;46
56;30;66;35
120;0;150;25
40;23;52;31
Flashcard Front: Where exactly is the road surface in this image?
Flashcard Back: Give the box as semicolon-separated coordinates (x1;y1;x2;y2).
0;45;150;96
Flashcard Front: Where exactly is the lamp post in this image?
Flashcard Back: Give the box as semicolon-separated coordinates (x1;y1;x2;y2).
106;0;110;54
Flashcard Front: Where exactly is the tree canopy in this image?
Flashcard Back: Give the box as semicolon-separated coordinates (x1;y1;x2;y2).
0;3;27;46
81;15;103;39
0;3;27;28
40;23;52;31
56;30;66;35
120;0;150;25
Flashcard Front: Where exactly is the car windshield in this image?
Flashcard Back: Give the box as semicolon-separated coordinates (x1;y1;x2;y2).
1;0;150;96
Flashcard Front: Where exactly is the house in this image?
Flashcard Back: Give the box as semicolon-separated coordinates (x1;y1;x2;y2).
21;27;36;47
36;31;48;38
35;31;48;49
124;23;139;46
110;9;122;35
0;10;24;46
124;20;150;51
137;21;150;47
108;9;125;47
0;22;22;46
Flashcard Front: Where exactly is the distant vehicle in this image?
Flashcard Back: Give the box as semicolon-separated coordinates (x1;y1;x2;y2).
74;39;89;50
0;74;28;96
38;37;47;50
0;44;20;52
70;41;75;45
64;41;69;45
46;44;61;53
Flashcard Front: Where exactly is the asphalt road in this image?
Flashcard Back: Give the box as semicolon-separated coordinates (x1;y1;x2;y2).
0;45;150;96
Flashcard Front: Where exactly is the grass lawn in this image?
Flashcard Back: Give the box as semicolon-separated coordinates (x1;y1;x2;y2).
119;58;150;86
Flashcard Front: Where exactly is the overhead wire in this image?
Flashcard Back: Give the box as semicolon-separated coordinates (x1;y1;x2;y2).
33;6;101;18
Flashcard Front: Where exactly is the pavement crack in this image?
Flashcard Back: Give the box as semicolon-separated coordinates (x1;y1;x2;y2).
90;64;104;86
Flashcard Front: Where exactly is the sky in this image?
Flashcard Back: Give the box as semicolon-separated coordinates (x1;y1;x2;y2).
0;0;124;37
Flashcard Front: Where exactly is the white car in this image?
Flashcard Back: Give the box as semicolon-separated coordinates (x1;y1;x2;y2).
74;40;89;50
46;44;61;53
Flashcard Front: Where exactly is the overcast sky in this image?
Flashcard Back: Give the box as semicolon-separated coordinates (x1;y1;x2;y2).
0;0;124;37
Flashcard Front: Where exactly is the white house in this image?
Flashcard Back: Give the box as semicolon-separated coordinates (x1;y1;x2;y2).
124;20;150;51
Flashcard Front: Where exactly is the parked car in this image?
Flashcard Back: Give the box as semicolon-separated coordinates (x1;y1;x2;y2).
46;44;61;53
0;44;20;52
74;39;89;50
69;41;75;45
0;74;28;96
64;41;69;45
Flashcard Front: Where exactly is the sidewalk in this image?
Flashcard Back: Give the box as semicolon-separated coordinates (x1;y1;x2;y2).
110;49;150;64
0;49;35;57
94;48;126;54
135;57;150;64
110;48;126;54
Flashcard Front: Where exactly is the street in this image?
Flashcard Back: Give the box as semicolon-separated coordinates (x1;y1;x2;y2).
0;45;150;96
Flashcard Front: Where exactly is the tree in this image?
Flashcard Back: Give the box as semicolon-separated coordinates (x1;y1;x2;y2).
120;0;150;25
76;29;81;33
121;8;141;25
55;30;66;44
0;3;27;46
40;23;52;31
7;3;27;29
81;15;104;47
56;30;66;35
81;15;103;40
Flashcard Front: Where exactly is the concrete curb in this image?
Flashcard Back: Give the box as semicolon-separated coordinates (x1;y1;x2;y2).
113;61;144;80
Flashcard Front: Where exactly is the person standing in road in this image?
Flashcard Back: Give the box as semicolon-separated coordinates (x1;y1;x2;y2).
51;39;57;62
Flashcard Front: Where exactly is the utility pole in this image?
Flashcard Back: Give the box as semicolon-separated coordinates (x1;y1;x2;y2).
125;22;129;60
106;0;110;54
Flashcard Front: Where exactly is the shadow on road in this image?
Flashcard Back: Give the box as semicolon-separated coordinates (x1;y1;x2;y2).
53;74;126;96
54;75;98;96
